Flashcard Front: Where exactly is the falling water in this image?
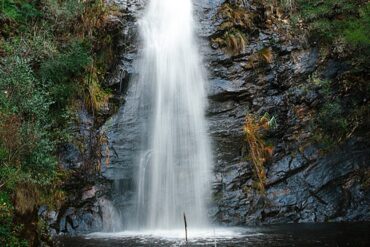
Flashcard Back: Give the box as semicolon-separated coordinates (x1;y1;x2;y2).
132;0;212;230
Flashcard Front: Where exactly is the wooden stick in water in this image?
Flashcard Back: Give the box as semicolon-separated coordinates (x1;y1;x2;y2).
183;212;188;243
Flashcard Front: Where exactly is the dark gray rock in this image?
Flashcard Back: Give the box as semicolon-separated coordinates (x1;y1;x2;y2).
55;0;370;232
194;0;370;226
293;48;319;74
59;144;82;170
50;0;143;237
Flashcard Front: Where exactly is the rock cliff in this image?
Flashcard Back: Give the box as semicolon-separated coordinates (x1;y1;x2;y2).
52;0;370;235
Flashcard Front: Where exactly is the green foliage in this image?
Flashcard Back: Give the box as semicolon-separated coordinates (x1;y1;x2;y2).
344;4;370;46
43;0;85;23
310;74;368;148
0;0;41;23
84;70;111;113
317;100;348;136
0;0;117;244
0;56;51;121
40;42;92;84
40;41;92;108
279;0;295;10
287;1;370;148
0;192;28;247
0;56;57;188
310;74;331;96
294;0;369;46
2;31;57;62
0;0;41;36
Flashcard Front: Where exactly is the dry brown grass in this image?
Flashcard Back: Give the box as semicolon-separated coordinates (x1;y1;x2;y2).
96;132;110;172
211;2;255;55
14;184;40;215
213;30;248;55
0;114;34;167
243;114;274;193
245;47;274;69
218;3;254;31
260;47;274;63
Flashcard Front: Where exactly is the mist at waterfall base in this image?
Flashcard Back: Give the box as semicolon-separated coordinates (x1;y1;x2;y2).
60;223;370;246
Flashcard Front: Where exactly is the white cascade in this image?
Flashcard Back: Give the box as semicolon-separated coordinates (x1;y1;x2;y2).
133;0;212;230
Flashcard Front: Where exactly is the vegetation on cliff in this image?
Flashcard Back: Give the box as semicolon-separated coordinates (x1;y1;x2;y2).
0;0;119;245
211;0;370;191
0;0;369;244
289;0;370;147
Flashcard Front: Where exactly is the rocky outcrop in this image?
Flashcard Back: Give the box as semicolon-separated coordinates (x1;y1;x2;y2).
98;0;370;228
198;0;370;225
49;0;370;235
42;0;144;236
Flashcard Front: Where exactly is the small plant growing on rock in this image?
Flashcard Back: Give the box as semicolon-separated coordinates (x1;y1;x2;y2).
243;113;275;193
217;3;254;31
211;2;255;56
245;47;274;69
213;29;248;55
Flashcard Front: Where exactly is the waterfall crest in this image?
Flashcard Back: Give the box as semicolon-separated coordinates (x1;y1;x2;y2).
131;0;212;230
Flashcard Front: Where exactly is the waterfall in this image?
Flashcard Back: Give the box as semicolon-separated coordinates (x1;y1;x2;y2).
131;0;212;230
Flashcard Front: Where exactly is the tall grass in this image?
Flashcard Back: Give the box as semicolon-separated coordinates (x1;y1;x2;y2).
243;114;275;193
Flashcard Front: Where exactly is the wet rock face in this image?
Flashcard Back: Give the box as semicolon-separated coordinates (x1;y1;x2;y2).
99;0;146;229
41;193;120;236
196;0;370;225
43;1;145;236
45;108;116;235
57;0;370;232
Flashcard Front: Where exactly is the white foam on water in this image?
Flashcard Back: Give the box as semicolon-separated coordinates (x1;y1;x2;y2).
86;227;263;240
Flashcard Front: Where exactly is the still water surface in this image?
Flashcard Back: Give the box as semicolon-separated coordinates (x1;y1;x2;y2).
57;222;370;246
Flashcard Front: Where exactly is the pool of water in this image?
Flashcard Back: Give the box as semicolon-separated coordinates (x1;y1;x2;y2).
56;222;370;246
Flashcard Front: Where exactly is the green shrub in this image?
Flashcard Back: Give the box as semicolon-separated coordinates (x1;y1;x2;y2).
0;192;28;247
293;0;369;46
0;0;41;23
40;41;92;84
39;41;92;108
0;56;51;121
317;100;348;135
42;0;85;23
344;4;370;46
0;0;116;244
3;31;57;62
0;56;56;185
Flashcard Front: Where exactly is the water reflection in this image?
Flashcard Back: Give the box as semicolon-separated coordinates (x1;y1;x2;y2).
57;222;370;246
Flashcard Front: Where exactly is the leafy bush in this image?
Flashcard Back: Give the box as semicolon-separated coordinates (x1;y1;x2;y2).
0;0;40;23
317;100;348;136
40;41;92;84
0;56;57;186
344;4;370;46
0;56;49;117
40;41;92;108
0;192;28;247
294;0;369;46
0;0;117;244
43;0;85;21
84;68;111;113
2;32;57;62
